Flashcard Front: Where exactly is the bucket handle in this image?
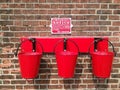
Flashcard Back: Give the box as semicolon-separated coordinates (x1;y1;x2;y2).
88;38;116;56
53;38;79;53
14;38;44;57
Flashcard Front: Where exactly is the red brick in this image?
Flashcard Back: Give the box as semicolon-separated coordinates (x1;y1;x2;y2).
84;4;100;8
11;80;26;84
22;0;38;3
114;0;120;3
0;86;15;89
72;0;81;3
38;0;46;3
88;85;96;88
109;4;120;9
16;85;23;89
113;21;120;26
3;80;11;84
111;85;118;88
24;85;39;89
9;4;25;8
72;85;87;88
101;5;108;9
109;27;119;31
0;0;13;3
35;4;50;8
51;80;58;84
97;0;112;3
59;4;75;8
97;10;112;14
114;10;120;14
48;85;63;89
23;10;39;14
72;10;88;14
48;10;64;14
109;15;119;20
76;4;83;8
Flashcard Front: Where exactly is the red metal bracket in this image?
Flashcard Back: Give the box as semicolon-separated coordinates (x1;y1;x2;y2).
20;37;108;54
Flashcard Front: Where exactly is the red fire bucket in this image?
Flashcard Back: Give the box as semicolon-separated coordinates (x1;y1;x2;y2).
15;38;43;79
56;51;78;78
89;39;116;78
54;38;79;78
18;52;42;79
91;51;114;78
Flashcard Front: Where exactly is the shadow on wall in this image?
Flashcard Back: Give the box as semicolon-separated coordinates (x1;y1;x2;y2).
63;58;83;90
88;60;109;90
25;58;52;89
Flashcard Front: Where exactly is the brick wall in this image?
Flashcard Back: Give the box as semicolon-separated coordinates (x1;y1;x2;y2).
0;0;120;89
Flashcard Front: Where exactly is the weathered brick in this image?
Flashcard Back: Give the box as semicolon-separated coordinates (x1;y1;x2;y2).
109;4;120;9
10;15;25;20
48;85;63;89
97;0;112;3
0;86;15;89
100;15;108;20
22;0;38;3
51;80;58;84
40;85;47;89
10;27;26;31
72;85;87;88
96;21;111;25
59;4;75;8
97;10;112;14
0;0;13;3
114;0;120;3
3;32;14;37
16;85;23;89
84;4;100;8
101;4;108;9
113;21;120;26
48;10;64;14
9;4;25;8
0;75;14;79
0;10;13;14
3;80;10;84
0;21;13;26
1;15;9;20
24;85;39;89
72;0;81;3
72;10;88;14
109;15;119;20
1;26;9;31
114;10;120;14
11;80;26;84
38;0;46;3
109;27;119;31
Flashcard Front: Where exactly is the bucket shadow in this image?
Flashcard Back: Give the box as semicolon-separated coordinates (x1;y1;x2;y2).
63;58;83;90
88;59;109;90
27;58;52;89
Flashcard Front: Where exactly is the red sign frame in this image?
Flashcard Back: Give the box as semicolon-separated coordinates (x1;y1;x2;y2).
51;18;72;34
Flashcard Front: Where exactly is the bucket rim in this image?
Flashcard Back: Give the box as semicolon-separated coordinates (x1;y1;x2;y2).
90;51;114;56
56;51;78;55
18;52;42;55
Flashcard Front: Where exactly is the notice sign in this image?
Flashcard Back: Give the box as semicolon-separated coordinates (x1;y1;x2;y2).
51;18;72;34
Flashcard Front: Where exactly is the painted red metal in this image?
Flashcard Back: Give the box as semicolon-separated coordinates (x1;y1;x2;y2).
68;38;94;53
36;38;63;53
97;38;108;52
20;37;108;53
